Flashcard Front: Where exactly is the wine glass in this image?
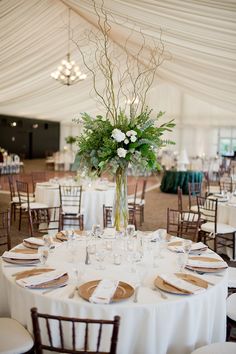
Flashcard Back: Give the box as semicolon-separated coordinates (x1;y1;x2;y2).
126;224;136;238
38;246;49;266
177;253;188;272
92;224;102;238
183;240;192;256
95;250;106;270
43;234;54;252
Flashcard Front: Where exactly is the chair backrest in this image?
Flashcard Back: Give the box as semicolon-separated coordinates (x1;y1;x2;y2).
59;185;82;214
196;196;217;233
29;207;61;237
220;176;232;193
188;182;202;208
140;179;147;201
103;205;137;230
8;175;16;200
177;187;183;211
0;210;11;250
16;180;31;208
31;307;120;354
167;208;200;241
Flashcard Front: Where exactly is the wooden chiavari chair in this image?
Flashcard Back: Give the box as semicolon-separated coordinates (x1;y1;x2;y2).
0;209;11;250
103;205;137;230
59;185;84;230
29;206;62;237
31;307;120;354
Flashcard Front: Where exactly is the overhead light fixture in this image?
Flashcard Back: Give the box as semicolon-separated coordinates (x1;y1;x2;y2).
51;8;86;86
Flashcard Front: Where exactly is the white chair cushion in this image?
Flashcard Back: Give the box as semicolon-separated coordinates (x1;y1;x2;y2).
191;342;236;354
201;222;236;234
227;293;236;321
128;197;145;205
21;202;48;209
0;318;34;354
62;206;84;215
190;205;198;213
228;267;236;288
12;196;20;203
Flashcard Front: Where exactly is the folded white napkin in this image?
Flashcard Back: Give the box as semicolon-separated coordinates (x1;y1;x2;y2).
16;270;67;288
2;251;39;260
169;242;207;253
160;273;205;294
89;279;119;304
24;237;45;246
187;258;228;269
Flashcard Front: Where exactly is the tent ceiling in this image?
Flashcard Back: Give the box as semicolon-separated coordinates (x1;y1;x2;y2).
0;0;235;124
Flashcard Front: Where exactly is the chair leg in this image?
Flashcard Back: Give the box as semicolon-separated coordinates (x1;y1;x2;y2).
18;208;22;231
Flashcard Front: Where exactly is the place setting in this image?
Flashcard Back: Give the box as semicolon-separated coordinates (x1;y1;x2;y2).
2;250;41;266
167;240;208;254
185;255;228;273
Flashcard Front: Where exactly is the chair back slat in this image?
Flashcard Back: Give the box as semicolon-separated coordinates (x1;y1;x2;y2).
31;308;120;354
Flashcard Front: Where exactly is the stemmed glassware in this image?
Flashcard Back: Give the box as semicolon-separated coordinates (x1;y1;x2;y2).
126;224;136;238
92;224;103;238
38;246;49;266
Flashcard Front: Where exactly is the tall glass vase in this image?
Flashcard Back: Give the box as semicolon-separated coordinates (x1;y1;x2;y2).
114;167;128;232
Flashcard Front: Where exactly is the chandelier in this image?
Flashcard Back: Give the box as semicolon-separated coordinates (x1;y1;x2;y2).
51;8;86;86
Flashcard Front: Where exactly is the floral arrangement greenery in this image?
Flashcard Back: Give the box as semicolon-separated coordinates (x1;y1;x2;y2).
65;136;77;145
73;108;175;176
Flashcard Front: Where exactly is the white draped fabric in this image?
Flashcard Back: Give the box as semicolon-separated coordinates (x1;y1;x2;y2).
0;0;235;127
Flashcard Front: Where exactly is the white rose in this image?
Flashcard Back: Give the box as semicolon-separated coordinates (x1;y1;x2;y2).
117;148;127;158
130;135;137;142
124;138;129;144
111;128;125;142
126;130;137;137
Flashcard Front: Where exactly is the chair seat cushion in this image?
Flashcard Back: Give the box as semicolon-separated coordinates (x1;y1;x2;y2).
12;196;20;203
182;212;199;222
62;206;84;215
227;293;236;321
21;202;48;209
128;197;145;206
0;318;34;354
228;267;236;288
190;205;198;213
201;222;236;234
191;342;236;354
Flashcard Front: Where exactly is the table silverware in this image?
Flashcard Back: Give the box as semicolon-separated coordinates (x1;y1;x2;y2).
68;286;79;299
133;286;140;303
152;287;168;299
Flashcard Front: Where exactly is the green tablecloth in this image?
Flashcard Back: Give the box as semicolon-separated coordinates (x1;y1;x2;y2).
160;170;203;194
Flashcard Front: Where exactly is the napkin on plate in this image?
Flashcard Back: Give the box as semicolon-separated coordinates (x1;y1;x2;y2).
187;258;228;269
23;237;45;246
2;251;39;260
89;279;119;304
169;242;207;253
16;270;67;288
160;273;205;294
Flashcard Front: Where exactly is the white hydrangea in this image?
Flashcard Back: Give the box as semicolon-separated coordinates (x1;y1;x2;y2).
130;135;137;142
111;128;126;142
124;138;129;144
126;130;137;137
117;148;127;158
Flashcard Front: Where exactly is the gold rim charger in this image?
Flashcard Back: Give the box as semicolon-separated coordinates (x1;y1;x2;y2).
2;257;40;265
14;268;55;280
78;280;134;302
25;273;69;289
186;256;227;273
23;240;44;249
154;273;208;295
11;248;38;254
56;230;85;241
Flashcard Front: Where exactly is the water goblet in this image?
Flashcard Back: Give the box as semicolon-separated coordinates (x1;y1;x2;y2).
92;224;102;238
183;239;192;256
126;224;136;238
38;246;49;266
177;252;188;272
43;234;54;252
95;250;106;270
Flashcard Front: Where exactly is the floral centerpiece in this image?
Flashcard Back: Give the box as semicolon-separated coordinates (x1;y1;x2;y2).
72;0;175;231
73;109;174;230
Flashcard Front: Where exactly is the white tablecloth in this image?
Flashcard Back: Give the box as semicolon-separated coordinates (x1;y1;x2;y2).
0;237;228;354
35;181;115;230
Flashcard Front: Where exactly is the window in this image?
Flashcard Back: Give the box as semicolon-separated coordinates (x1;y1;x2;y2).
218;127;236;155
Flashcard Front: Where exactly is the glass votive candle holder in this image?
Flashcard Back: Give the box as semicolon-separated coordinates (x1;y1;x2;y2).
105;240;113;251
88;243;96;254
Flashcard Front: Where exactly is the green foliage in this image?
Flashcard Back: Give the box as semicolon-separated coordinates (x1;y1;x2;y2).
73;108;175;175
65;136;77;145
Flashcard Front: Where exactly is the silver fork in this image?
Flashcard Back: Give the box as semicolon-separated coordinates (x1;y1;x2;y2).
133;286;140;303
68;286;79;299
152;287;168;299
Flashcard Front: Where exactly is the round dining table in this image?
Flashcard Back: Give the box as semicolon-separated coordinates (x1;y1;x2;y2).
0;234;228;354
35;180;115;230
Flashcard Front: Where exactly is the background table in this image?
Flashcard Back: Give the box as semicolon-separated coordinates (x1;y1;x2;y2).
35;181;115;230
160;170;203;194
0;238;227;354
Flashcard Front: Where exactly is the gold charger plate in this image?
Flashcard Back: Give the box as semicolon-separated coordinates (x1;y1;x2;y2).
2;257;40;265
14;268;55;280
56;230;85;241
23;239;44;249
78;280;134;302
25;273;69;289
154;273;208;295
186;256;227;273
12;248;38;254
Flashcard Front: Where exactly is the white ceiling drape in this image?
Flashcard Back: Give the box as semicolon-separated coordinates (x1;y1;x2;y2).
0;0;235;125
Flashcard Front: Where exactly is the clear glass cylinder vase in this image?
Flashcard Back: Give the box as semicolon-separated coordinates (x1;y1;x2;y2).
114;167;128;232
